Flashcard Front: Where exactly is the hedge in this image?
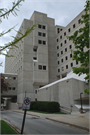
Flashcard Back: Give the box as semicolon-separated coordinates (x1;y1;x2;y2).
30;101;60;113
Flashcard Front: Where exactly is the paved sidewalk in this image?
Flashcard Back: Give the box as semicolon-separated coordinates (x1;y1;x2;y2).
12;110;90;132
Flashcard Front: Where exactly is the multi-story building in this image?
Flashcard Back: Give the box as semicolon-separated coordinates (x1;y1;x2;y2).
55;10;85;79
5;11;57;106
5;10;86;107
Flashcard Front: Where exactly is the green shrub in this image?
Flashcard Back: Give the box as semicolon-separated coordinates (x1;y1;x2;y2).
30;101;60;113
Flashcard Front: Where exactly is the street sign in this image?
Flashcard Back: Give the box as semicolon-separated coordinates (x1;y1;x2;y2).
21;96;31;134
23;97;31;110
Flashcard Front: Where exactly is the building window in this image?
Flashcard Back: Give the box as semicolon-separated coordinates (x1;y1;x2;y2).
61;59;63;63
64;32;66;36
62;67;64;71
57;46;59;49
79;28;82;33
69;45;72;49
57;39;58;42
33;57;37;60
61;51;63;55
81;48;84;52
5;77;8;79
35;90;37;94
61;43;63;47
43;41;46;45
73;24;75;28
76;61;78;65
64;40;67;44
68;28;71;32
65;56;68;60
9;87;11;90
58;69;60;72
13;77;16;80
57;28;60;33
78;19;81;24
38;40;42;44
57;53;59;57
66;65;68;69
33;48;37;52
43;25;46;29
65;48;67;52
43;66;46;70
43;33;46;37
60;36;62;39
38;24;41;28
38;32;41;36
12;87;15;90
71;63;73;67
60;29;62;31
58;61;59;64
70;54;72;58
35;98;37;101
38;65;42;69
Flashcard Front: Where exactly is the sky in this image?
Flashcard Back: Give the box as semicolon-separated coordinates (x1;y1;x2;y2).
0;0;86;73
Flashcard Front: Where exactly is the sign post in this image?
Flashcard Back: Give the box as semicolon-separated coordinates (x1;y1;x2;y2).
21;97;31;134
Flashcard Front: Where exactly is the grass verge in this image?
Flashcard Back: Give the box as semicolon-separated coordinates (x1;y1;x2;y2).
1;120;18;134
28;110;66;114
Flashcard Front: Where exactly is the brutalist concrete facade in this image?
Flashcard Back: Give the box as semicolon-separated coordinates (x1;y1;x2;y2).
5;11;57;106
5;10;87;106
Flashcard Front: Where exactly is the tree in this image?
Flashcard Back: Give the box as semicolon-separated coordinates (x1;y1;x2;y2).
0;0;38;59
67;0;89;94
1;77;9;93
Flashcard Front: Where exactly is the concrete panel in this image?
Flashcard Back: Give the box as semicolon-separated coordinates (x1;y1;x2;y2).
18;72;23;83
17;81;23;94
38;46;48;55
23;19;33;29
23;54;33;62
23;81;34;93
38;54;48;63
23;71;33;81
24;45;33;54
24;37;33;45
23;62;33;71
33;71;49;84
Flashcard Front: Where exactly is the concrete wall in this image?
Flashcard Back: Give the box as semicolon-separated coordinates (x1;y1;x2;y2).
37;78;88;111
4;10;87;106
56;10;85;79
1;73;17;97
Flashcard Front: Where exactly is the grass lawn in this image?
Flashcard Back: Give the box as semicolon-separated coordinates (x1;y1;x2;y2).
28;110;66;114
1;120;18;134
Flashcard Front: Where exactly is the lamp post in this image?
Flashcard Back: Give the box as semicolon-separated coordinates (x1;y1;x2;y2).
80;93;83;112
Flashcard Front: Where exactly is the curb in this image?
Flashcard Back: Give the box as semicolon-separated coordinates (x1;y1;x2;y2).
46;118;89;132
1;117;26;134
12;110;89;133
13;110;40;118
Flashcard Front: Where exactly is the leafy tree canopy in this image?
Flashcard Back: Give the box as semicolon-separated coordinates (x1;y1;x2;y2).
67;0;89;94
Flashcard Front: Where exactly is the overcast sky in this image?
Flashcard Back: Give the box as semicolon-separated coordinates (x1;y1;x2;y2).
0;0;86;73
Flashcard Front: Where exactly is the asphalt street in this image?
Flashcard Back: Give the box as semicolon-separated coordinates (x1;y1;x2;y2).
1;111;88;134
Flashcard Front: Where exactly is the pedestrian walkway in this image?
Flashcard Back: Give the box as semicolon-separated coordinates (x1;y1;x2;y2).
11;109;90;132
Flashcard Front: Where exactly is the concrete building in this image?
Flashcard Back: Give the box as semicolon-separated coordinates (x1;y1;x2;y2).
37;71;89;112
4;10;89;109
5;11;57;107
55;10;85;79
1;73;17;99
